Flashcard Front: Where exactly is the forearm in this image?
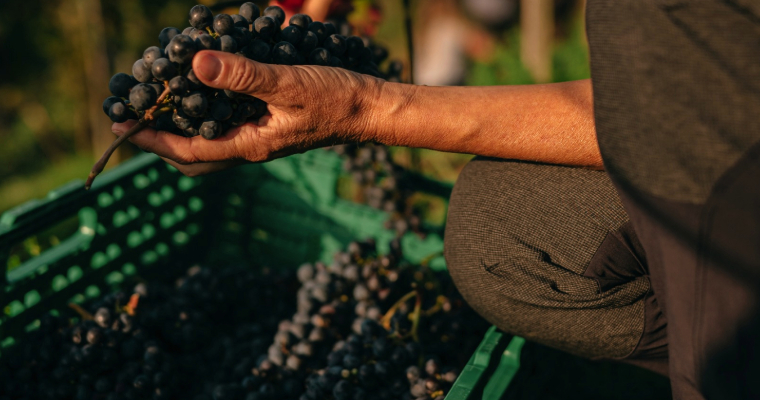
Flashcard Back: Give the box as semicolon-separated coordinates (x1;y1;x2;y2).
363;78;601;169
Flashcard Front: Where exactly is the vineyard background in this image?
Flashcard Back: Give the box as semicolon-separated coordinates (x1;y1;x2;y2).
0;0;589;214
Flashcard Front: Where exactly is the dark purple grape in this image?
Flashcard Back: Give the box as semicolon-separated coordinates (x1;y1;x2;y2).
406;366;421;384
273;41;299;65
93;307;111;328
209;99;233;121
343;354;361;369
182;26;195;36
239;2;260;24
233;27;252;47
299;31;318;53
181;92;208;117
308;48;330;66
167;34;197;64
231;14;249;28
346;36;365;56
155;112;175;132
224;89;242;99
193;28;208;41
189;5;214;30
374;361;391;379
213;14;235;36
75;385;93;400
151;58;177;81
168;76;189;95
186;69;202;89
390;346;409;367
102;96;123;116
218;35;237;53
263;6;285;26
184;123;200;137
372;45;388;64
405;342;421;361
333;380;354;400
238;101;261;118
172;110;194;130
109;73;135;98
307;22;327;43
195;33;216;50
200;119;222;140
323;21;337;35
142;46;164;69
108;102;131;123
133;375;150;391
323;34;346;57
254;16;276;41
360;319;381;338
289;14;311;30
354;388;367;400
149;82;165;97
129;83;158;111
358;365;376;387
227;108;247;127
280;26;302;45
242;39;271;63
159;27;180;48
388;60;403;77
94;376;112;393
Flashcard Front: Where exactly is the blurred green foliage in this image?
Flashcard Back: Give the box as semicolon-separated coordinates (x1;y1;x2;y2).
467;8;589;86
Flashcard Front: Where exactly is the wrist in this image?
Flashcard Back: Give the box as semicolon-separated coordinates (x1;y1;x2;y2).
353;77;419;147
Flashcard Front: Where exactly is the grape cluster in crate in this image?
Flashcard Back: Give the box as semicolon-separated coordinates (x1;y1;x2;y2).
0;239;488;400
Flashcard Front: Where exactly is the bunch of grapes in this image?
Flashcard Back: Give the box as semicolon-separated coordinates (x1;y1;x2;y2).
0;266;297;400
332;143;426;237
211;239;489;400
0;243;487;400
88;2;400;190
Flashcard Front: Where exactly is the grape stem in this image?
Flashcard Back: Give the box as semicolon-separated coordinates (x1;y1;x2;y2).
379;289;419;331
68;303;94;321
409;290;422;342
85;84;173;190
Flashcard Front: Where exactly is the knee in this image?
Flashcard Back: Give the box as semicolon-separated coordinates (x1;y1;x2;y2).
442;158;647;359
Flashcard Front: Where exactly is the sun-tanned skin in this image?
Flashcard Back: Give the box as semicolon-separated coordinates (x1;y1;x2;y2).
112;50;600;177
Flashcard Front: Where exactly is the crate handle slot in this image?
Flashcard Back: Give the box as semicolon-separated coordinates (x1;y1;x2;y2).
5;207;97;284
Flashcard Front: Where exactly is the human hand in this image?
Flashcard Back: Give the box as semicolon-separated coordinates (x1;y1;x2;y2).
112;50;381;177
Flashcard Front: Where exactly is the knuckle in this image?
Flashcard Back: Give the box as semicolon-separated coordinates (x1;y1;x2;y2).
229;59;257;93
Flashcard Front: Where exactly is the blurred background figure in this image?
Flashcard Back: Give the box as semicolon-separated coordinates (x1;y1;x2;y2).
413;0;581;86
272;0;382;35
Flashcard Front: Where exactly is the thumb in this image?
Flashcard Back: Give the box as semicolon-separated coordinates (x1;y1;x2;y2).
193;50;280;102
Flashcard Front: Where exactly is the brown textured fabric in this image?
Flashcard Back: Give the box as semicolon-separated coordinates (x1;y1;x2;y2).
587;0;760;205
444;158;653;360
586;1;760;398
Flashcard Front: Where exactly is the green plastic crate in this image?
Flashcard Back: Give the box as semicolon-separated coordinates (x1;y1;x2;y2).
0;150;524;399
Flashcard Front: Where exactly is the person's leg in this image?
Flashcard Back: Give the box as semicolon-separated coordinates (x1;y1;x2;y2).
444;157;668;374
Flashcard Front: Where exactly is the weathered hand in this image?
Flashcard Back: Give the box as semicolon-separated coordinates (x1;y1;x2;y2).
112;50;381;176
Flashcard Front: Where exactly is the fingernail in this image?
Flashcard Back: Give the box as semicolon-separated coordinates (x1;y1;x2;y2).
112;129;123;136
196;52;222;81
